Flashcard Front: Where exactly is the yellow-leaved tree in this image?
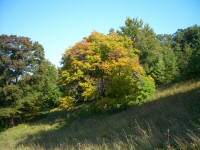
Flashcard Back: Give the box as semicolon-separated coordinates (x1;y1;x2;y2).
59;31;155;111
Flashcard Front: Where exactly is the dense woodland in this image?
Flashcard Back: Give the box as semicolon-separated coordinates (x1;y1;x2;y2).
0;18;200;130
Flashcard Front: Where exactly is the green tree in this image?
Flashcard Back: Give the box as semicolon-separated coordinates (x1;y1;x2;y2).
0;35;44;127
119;18;178;85
59;31;155;110
29;60;61;108
172;25;200;79
0;35;60;128
155;34;179;84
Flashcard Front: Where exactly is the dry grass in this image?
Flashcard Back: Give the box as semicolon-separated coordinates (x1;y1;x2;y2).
0;78;200;150
154;78;200;99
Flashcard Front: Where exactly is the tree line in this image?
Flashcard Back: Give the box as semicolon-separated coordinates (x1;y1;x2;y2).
0;18;200;129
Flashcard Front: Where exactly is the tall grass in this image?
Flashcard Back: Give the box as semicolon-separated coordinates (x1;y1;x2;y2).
16;124;200;150
0;78;200;150
154;78;200;99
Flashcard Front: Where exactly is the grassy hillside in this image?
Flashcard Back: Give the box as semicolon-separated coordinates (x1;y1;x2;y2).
0;78;200;150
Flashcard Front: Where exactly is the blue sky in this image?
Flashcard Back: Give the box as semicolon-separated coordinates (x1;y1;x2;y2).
0;0;200;66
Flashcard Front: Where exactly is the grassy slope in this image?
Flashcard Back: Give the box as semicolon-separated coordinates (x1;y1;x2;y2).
0;79;200;150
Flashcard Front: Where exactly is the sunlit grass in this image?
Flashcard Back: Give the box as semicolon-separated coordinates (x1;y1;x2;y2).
154;78;200;99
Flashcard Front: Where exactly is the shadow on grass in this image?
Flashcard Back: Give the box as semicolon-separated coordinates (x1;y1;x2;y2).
18;87;200;149
29;109;69;125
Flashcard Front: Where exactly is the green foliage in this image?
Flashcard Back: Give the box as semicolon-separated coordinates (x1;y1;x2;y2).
119;18;179;85
0;35;60;128
172;25;200;79
105;72;136;98
135;75;156;103
0;35;44;124
59;31;155;110
29;60;61;108
118;18;200;86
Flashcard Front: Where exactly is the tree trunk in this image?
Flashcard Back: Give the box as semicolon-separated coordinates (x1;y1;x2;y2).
100;78;107;97
9;114;14;128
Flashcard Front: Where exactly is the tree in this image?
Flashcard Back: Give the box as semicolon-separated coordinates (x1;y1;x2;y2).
29;60;61;108
172;25;200;79
59;31;155;110
119;18;178;85
155;34;179;84
0;35;60;128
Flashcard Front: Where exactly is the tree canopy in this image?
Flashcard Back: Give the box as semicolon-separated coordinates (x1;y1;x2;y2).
119;18;179;85
0;35;60;127
59;31;155;110
172;25;200;79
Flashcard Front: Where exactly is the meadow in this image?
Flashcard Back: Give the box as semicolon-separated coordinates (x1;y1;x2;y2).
0;78;200;150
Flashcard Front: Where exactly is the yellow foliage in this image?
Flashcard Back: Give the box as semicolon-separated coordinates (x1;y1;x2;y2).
60;31;155;109
59;96;76;110
72;59;84;66
100;62;112;73
79;77;97;100
59;70;70;85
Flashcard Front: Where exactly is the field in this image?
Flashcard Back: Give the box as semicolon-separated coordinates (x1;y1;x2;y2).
0;78;200;150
